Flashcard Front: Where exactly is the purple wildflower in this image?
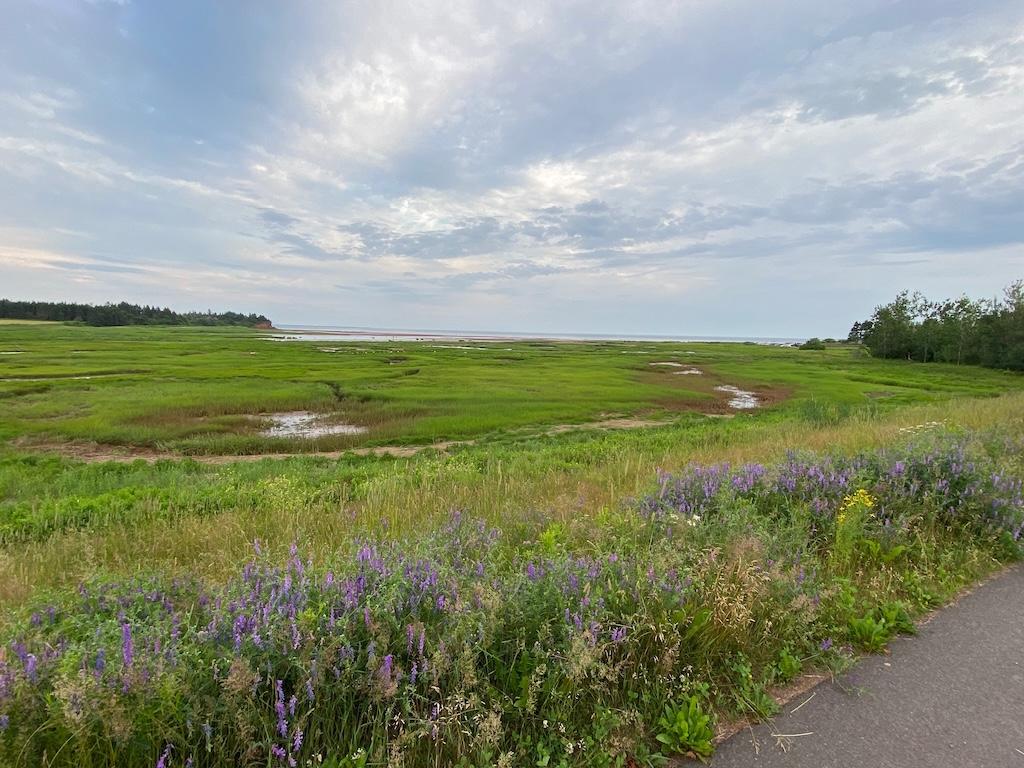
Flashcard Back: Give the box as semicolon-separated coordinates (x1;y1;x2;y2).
121;623;134;669
24;654;37;683
274;679;287;737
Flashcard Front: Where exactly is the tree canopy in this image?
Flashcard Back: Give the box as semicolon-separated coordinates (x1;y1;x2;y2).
0;300;271;328
849;280;1024;371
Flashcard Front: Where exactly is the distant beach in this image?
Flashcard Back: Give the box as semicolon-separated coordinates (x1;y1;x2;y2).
270;324;805;345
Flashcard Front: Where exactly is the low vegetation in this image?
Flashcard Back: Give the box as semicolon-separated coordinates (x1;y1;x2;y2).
1;427;1021;766
0;322;1022;766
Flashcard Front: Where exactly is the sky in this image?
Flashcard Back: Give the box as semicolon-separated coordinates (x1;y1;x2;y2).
1;1;1023;338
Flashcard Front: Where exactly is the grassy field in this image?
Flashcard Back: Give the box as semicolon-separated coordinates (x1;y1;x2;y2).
1;324;1019;455
1;323;1022;767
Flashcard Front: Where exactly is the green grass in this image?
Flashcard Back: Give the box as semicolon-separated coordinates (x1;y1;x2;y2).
1;323;1023;766
1;427;1021;767
1;323;1022;607
1;324;1019;454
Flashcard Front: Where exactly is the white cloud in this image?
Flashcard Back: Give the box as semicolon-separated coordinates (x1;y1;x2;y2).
1;1;1023;334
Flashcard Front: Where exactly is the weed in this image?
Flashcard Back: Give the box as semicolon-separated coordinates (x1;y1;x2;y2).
656;696;715;760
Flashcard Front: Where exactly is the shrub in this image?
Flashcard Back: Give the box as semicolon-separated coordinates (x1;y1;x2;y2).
799;338;827;350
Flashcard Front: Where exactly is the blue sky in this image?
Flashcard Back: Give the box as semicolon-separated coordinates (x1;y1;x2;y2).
1;0;1022;337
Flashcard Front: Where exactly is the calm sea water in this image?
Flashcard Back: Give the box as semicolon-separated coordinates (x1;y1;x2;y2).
271;324;805;345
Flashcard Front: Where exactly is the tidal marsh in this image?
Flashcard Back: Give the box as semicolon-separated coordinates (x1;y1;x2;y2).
0;323;1022;766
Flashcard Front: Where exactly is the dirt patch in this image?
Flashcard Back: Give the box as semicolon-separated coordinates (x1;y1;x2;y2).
643;366;792;416
545;416;676;435
12;414;687;465
10;437;471;465
865;390;895;399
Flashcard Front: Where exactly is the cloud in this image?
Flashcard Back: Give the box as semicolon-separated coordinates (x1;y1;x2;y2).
1;1;1023;336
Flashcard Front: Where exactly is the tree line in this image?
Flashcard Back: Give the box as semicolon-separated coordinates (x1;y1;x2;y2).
0;300;271;328
848;280;1024;371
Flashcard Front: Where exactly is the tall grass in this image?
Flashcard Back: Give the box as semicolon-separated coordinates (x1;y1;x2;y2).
3;393;1022;608
0;427;1020;767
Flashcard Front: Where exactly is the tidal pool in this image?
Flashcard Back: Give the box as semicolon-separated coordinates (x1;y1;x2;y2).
714;385;760;409
259;411;368;438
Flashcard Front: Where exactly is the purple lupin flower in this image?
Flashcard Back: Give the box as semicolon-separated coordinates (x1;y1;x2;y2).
24;654;37;683
156;744;172;768
274;679;288;737
121;623;134;669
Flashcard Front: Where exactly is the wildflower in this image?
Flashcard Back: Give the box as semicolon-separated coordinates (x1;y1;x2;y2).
274;680;288;737
156;745;172;768
121;623;134;669
820;638;833;652
24;654;37;683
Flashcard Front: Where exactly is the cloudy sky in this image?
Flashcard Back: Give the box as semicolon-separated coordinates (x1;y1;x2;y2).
1;1;1022;337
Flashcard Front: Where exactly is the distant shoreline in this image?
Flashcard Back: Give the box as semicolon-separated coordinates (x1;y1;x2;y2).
267;324;806;345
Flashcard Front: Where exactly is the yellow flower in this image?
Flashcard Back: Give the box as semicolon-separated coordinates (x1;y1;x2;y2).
840;488;875;512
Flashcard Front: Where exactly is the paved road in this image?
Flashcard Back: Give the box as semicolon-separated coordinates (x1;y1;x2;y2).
710;565;1024;768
